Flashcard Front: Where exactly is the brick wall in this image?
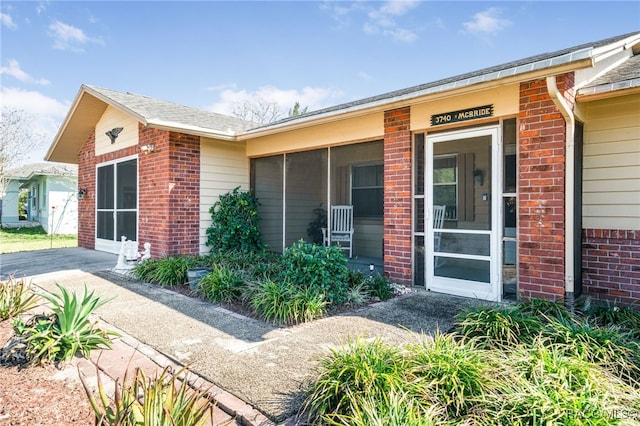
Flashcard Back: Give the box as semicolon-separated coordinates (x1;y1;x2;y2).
383;107;412;285
517;73;575;301
76;124;200;258
137;125;200;257
582;229;640;306
77;130;96;249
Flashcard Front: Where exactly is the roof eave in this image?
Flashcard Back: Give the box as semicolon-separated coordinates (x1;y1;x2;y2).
146;120;238;141
577;79;640;101
238;57;594;140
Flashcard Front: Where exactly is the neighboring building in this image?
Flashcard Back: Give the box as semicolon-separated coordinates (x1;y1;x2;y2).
46;32;640;306
1;163;78;234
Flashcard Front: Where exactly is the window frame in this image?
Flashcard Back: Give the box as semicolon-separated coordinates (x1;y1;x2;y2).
351;161;384;219
433;154;458;220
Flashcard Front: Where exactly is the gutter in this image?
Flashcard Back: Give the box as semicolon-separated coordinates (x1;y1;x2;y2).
546;76;576;308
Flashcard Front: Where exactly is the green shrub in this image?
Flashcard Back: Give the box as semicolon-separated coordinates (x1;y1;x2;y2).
303;339;406;423
15;283;117;364
280;240;349;305
205;187;263;253
248;279;327;325
198;264;245;303
0;277;39;320
455;305;543;349
407;333;489;417
81;365;214;426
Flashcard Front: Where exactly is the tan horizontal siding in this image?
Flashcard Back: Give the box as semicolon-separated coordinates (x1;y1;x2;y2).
582;93;640;230
199;138;249;253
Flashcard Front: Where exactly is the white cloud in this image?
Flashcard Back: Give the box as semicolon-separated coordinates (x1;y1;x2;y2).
323;0;419;42
0;59;50;85
1;87;71;164
48;20;104;52
205;85;344;118
358;71;373;81
0;12;17;30
463;8;512;35
364;0;420;42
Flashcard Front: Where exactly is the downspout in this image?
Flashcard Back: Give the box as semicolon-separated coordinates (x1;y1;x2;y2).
546;75;575;309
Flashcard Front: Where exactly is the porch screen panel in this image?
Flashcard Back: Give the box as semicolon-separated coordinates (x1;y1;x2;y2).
331;141;384;258
251;156;284;252
116;159;137;241
96;165;114;240
285;149;327;247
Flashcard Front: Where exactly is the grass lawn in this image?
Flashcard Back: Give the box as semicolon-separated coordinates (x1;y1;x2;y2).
0;226;77;254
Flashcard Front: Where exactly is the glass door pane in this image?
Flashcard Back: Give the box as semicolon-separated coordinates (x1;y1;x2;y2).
427;126;499;301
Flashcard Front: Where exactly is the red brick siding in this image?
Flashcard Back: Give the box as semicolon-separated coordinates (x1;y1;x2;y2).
77;130;96;249
137;125;200;257
76;123;200;258
517;73;575;301
582;229;640;307
383;107;412;285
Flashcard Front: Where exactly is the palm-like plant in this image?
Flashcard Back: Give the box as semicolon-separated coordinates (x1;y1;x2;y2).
19;283;117;364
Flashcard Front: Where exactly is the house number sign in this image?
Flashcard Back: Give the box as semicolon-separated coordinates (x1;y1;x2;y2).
431;104;494;126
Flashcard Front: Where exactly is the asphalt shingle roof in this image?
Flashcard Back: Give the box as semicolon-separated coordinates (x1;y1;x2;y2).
5;163;77;179
254;31;640;130
583;53;640;88
85;85;258;134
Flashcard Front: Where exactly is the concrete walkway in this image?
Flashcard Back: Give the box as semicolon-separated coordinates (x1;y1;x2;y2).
0;248;485;424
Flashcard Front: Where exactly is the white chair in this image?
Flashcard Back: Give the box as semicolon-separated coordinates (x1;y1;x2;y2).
433;205;446;267
321;205;354;258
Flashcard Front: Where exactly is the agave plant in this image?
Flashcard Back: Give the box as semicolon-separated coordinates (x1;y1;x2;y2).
18;283;117;364
81;365;214;426
0;276;40;320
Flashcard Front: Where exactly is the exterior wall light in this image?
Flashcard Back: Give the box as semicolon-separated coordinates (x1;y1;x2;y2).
140;144;155;154
78;188;87;200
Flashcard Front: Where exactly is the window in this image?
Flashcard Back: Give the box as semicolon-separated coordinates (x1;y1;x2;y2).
433;155;457;219
352;163;383;218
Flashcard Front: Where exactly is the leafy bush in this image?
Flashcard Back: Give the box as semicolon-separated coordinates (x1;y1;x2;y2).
198;264;245;303
280;240;349;305
133;256;201;287
205;187;263;253
81;365;214;426
14;283;117;364
0;277;39;320
248;279;327;325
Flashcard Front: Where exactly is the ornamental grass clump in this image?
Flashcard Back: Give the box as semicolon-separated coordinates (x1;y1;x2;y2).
406;333;489;417
133;255;202;287
248;279;327;325
478;336;640;426
303;338;407;424
81;365;214;426
0;276;39;320
455;305;543;349
197;263;245;303
13;283;117;364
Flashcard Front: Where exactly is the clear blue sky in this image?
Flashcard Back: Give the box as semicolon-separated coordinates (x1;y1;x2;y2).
1;1;639;165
